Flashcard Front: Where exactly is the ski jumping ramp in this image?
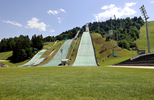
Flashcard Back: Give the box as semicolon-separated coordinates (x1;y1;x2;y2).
41;39;73;67
72;32;98;66
22;49;47;66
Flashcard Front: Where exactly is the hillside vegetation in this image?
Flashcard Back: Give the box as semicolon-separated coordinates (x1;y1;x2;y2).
78;16;144;50
135;21;154;53
91;33;137;66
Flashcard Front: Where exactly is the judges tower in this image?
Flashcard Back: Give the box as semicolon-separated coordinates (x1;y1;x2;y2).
85;24;89;32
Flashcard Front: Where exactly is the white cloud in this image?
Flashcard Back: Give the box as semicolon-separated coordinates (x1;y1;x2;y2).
125;2;136;7
3;20;22;27
47;9;66;15
150;1;154;3
47;10;59;15
101;5;109;10
93;2;137;21
101;4;115;10
58;17;61;23
25;17;47;31
60;8;66;13
50;29;55;33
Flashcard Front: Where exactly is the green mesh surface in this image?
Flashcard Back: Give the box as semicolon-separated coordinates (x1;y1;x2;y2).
33;50;55;66
22;49;47;66
33;58;45;66
41;39;73;67
72;32;97;66
38;52;44;55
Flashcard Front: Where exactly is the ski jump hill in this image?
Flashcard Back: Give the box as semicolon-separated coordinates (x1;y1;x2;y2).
41;39;73;67
72;32;98;66
22;49;47;67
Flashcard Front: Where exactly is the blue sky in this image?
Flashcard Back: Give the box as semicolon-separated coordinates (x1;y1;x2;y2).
0;0;154;40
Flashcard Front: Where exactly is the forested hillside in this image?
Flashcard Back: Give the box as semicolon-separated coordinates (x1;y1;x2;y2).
43;16;145;50
81;16;144;50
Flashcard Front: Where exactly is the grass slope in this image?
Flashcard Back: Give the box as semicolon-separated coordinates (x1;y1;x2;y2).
0;51;12;60
43;42;55;49
0;51;29;67
0;67;154;99
91;33;137;66
0;59;30;67
41;41;55;58
135;21;154;53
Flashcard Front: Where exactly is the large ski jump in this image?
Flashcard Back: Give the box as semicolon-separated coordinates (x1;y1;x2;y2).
72;31;98;66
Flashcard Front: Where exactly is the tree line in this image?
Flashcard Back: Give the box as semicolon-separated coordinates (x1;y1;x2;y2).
0;34;43;62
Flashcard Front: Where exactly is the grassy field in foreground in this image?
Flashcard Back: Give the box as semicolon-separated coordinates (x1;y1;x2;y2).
0;67;154;100
135;21;154;53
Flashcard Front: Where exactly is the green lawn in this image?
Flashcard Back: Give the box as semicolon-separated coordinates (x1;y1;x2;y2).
135;21;154;53
0;66;154;100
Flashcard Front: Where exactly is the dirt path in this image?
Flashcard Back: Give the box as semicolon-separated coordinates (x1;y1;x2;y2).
0;60;10;62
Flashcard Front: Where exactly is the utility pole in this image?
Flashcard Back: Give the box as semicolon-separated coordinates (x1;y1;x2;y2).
140;5;150;53
114;15;118;47
110;17;113;40
110;17;114;54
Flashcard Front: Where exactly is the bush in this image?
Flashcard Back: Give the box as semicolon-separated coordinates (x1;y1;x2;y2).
118;40;130;50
